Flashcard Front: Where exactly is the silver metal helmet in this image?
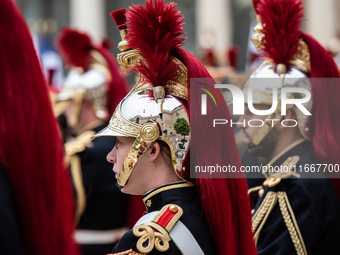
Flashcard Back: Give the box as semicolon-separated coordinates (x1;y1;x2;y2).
95;83;190;188
243;61;312;146
54;50;111;128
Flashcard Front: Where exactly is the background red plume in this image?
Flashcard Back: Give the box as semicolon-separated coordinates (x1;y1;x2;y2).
256;0;304;70
56;27;93;68
56;27;129;116
300;31;340;196
0;1;78;254
227;46;239;69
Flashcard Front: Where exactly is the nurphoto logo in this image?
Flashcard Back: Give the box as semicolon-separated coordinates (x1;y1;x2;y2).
200;84;311;116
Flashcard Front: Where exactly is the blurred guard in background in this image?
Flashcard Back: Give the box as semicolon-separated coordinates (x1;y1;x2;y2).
0;0;78;255
56;28;143;255
95;1;256;254
241;0;340;254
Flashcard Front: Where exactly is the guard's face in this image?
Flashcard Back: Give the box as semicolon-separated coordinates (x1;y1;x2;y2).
106;136;149;195
237;104;269;144
107;136;134;179
62;98;81;132
63;99;74;120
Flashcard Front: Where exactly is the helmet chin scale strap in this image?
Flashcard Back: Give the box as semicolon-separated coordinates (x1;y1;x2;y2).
117;123;160;189
251;110;281;146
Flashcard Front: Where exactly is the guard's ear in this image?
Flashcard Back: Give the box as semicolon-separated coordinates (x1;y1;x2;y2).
148;141;161;162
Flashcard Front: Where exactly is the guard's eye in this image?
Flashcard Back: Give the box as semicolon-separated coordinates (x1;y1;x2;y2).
114;137;119;147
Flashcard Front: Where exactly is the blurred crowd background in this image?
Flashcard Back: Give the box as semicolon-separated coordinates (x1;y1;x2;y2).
16;0;340;88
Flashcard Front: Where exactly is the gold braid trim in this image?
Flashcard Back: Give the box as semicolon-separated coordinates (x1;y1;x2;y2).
64;131;95;166
64;131;94;226
252;191;278;245
248;185;262;195
277;192;307;255
251;162;306;252
69;155;86;226
108;248;146;255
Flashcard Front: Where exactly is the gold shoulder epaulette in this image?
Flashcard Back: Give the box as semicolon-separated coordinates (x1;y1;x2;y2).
263;155;301;188
133;204;183;254
64;130;95;159
282;155;300;170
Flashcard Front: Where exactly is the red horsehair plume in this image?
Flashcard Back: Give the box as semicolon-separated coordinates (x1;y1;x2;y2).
252;0;261;13
125;0;185;88
110;8;127;30
256;0;304;69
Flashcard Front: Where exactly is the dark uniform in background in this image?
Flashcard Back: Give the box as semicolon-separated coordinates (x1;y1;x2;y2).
0;163;23;255
252;140;340;255
56;28;144;255
68;124;131;255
